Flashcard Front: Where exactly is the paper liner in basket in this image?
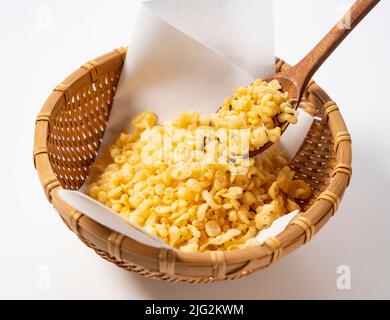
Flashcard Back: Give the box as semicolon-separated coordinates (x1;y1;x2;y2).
59;0;314;250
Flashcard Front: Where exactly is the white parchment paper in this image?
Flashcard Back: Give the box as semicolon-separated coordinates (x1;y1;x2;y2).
59;0;314;250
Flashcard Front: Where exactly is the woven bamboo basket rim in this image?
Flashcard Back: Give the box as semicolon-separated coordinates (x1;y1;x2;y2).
33;47;352;283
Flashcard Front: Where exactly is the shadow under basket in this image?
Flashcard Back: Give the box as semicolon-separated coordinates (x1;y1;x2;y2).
33;48;352;283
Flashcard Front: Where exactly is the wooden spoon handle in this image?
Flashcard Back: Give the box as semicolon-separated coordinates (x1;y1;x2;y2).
289;0;380;97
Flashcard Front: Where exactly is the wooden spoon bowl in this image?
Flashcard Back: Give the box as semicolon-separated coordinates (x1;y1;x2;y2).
249;0;380;156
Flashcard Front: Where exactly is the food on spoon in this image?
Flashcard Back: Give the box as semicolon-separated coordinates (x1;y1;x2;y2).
211;79;297;151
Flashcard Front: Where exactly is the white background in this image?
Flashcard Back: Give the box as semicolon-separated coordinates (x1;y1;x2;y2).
0;0;389;299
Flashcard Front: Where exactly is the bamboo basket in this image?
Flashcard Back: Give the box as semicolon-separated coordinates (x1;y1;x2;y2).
33;48;352;283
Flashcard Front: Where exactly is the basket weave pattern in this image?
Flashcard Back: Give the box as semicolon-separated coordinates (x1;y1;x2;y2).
33;48;352;283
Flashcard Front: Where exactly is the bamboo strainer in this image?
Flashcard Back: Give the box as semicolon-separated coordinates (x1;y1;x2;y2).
33;48;352;283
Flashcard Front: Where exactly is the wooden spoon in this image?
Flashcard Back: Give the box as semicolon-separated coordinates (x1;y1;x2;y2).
250;0;380;156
